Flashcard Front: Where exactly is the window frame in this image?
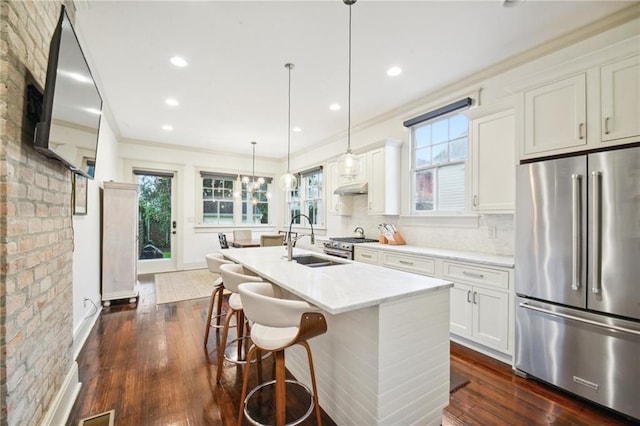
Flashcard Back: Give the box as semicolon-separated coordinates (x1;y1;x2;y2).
285;167;324;229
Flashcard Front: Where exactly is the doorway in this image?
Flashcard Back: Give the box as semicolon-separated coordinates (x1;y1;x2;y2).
135;170;176;274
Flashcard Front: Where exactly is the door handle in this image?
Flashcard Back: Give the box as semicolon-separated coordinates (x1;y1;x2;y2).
472;291;478;304
591;171;601;294
604;117;610;135
467;290;471;303
578;123;585;140
571;174;582;291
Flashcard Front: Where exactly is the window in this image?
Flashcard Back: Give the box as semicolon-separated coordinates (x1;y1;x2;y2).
406;98;471;213
200;172;273;225
286;167;323;227
202;175;235;224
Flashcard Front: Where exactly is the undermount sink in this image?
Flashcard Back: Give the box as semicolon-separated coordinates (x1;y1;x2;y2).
291;255;345;268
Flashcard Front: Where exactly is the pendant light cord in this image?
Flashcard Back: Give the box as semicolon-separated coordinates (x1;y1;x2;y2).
347;2;352;153
287;64;292;172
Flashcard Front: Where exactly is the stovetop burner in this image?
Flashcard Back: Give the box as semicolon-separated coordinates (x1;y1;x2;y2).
330;237;379;244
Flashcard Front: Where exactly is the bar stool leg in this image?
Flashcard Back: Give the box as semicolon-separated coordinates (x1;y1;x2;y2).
274;350;287;426
215;287;225;327
204;285;224;350
300;341;323;425
216;307;236;382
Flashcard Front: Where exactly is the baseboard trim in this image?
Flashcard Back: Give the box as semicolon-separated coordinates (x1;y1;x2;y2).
40;362;82;426
73;299;101;360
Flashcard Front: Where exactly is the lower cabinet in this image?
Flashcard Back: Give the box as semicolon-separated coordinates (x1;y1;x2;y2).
449;282;509;352
353;245;514;360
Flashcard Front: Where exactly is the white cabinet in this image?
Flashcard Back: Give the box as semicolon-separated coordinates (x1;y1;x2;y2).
601;55;640;143
520;55;640;160
522;73;588;157
443;261;511;354
471;109;515;212
102;181;139;306
353;246;379;265
326;161;352;216
366;140;401;215
381;252;435;277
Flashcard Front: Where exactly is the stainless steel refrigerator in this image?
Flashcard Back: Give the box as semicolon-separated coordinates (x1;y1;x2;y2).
515;145;640;420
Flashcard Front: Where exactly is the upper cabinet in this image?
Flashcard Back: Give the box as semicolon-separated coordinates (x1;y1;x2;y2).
326;161;353;216
601;55;640;143
366;139;402;215
471;109;515;212
522;73;588;157
519;54;640;160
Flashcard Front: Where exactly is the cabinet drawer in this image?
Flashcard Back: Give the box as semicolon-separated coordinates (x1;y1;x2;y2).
442;261;509;290
354;247;379;265
382;253;435;276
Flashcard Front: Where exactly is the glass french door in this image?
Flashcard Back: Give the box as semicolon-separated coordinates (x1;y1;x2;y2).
135;170;177;274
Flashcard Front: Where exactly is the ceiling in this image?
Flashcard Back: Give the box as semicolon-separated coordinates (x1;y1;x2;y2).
76;1;635;160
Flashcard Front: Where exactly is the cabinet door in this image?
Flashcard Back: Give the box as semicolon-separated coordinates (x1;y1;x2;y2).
523;74;587;156
601;55;640;142
367;148;385;214
326;162;352;216
472;286;509;352
471;110;515;212
450;283;473;339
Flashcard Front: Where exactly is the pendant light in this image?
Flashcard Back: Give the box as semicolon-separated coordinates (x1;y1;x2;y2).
336;0;361;180
278;63;298;191
242;141;265;202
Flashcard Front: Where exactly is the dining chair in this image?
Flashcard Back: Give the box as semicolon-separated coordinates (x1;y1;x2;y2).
218;233;229;249
260;234;285;247
233;229;252;241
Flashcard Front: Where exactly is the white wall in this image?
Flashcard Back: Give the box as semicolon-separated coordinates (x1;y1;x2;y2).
71;117;121;354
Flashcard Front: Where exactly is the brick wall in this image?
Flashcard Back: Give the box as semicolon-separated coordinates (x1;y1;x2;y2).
1;1;75;424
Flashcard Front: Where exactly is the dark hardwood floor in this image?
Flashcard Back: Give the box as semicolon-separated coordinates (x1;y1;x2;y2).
68;274;637;425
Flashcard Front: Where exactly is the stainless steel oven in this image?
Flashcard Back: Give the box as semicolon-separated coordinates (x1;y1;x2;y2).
323;237;379;260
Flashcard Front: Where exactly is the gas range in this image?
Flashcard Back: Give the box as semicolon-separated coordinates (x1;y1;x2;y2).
323;237;379;260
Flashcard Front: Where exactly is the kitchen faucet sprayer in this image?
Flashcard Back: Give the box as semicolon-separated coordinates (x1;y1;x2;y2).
287;214;315;261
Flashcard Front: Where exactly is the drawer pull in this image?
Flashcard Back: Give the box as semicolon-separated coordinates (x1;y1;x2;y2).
473;291;478;304
466;290;472;303
361;254;372;258
399;260;414;266
463;271;484;279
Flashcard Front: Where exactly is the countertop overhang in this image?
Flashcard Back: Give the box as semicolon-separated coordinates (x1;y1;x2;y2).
222;246;452;315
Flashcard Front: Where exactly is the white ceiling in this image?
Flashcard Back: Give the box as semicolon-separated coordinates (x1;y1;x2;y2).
76;1;634;160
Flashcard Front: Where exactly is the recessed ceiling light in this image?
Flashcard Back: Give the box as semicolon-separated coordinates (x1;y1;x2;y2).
170;56;188;67
292;126;302;133
387;66;402;77
165;98;179;106
162;124;173;131
329;104;341;111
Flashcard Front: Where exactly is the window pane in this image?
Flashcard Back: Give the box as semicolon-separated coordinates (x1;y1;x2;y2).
414;124;431;147
449;115;468;139
450;137;468;161
432;119;448;144
414;169;434;211
415;146;431;167
438;163;465;211
219;201;234;224
203;188;213;199
203;178;212;188
431;142;449;164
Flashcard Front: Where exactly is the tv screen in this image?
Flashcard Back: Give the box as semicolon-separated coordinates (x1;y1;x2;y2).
34;5;102;179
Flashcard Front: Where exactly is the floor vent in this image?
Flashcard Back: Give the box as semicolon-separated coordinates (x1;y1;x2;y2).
78;409;115;426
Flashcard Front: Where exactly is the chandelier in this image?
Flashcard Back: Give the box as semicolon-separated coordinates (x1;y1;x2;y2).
241;141;266;205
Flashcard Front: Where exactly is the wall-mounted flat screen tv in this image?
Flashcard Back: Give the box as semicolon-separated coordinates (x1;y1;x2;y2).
34;5;102;179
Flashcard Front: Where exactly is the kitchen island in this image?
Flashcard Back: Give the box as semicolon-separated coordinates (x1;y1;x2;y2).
223;246;453;425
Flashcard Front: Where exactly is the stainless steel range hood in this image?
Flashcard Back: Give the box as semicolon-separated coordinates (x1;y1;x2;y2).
334;182;368;195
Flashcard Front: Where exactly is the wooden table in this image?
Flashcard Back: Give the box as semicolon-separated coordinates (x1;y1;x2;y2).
228;239;261;248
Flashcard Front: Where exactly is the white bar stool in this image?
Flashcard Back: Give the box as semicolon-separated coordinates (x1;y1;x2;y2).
237;281;327;426
216;263;264;383
204;253;234;351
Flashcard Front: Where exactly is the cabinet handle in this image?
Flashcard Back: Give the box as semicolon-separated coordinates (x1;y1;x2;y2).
473;195;478;207
473;291;478;304
578;123;585;140
604;117;610;135
368;202;372;210
467;290;472;303
463;271;484;279
399;260;414;266
361;254;372;258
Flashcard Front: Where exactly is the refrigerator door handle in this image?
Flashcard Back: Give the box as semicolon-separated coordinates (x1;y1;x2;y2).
519;302;640;336
591;171;601;294
571;174;582;291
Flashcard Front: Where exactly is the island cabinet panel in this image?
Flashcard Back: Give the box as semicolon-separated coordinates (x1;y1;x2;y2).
286;288;450;426
101;182;139;306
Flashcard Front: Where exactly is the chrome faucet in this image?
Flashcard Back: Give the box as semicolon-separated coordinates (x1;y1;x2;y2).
287;214;315;261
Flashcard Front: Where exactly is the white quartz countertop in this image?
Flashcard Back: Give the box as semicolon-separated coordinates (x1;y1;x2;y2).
357;242;515;268
222;246;452;315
